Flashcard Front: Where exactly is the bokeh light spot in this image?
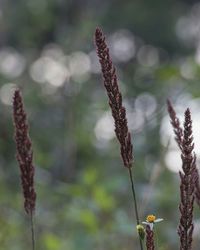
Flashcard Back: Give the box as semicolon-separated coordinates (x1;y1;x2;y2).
30;56;69;87
0;48;26;78
69;51;91;82
137;45;159;67
109;30;135;62
135;93;157;118
95;112;115;141
0;83;17;105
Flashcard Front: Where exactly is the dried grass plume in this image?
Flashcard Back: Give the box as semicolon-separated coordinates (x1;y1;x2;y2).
13;89;36;215
95;27;133;168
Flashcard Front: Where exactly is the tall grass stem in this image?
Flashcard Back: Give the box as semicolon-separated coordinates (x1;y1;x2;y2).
30;212;35;250
128;168;143;250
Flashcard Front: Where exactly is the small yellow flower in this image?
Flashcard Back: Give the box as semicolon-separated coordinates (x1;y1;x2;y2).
142;214;163;230
146;214;156;223
136;224;145;240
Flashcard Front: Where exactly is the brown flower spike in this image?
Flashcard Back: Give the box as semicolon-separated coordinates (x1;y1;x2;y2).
167;100;196;250
178;109;196;250
13;89;36;215
167;100;200;208
95;27;133;168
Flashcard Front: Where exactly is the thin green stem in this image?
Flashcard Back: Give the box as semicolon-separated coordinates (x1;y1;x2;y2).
128;167;144;250
30;212;35;250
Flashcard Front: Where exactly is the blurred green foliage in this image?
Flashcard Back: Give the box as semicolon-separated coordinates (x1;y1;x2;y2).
1;0;200;249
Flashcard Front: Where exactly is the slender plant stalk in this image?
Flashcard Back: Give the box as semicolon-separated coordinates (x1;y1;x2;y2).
128;168;144;250
95;27;143;250
30;212;35;250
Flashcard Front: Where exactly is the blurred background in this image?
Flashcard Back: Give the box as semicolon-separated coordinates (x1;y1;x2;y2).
1;0;200;249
